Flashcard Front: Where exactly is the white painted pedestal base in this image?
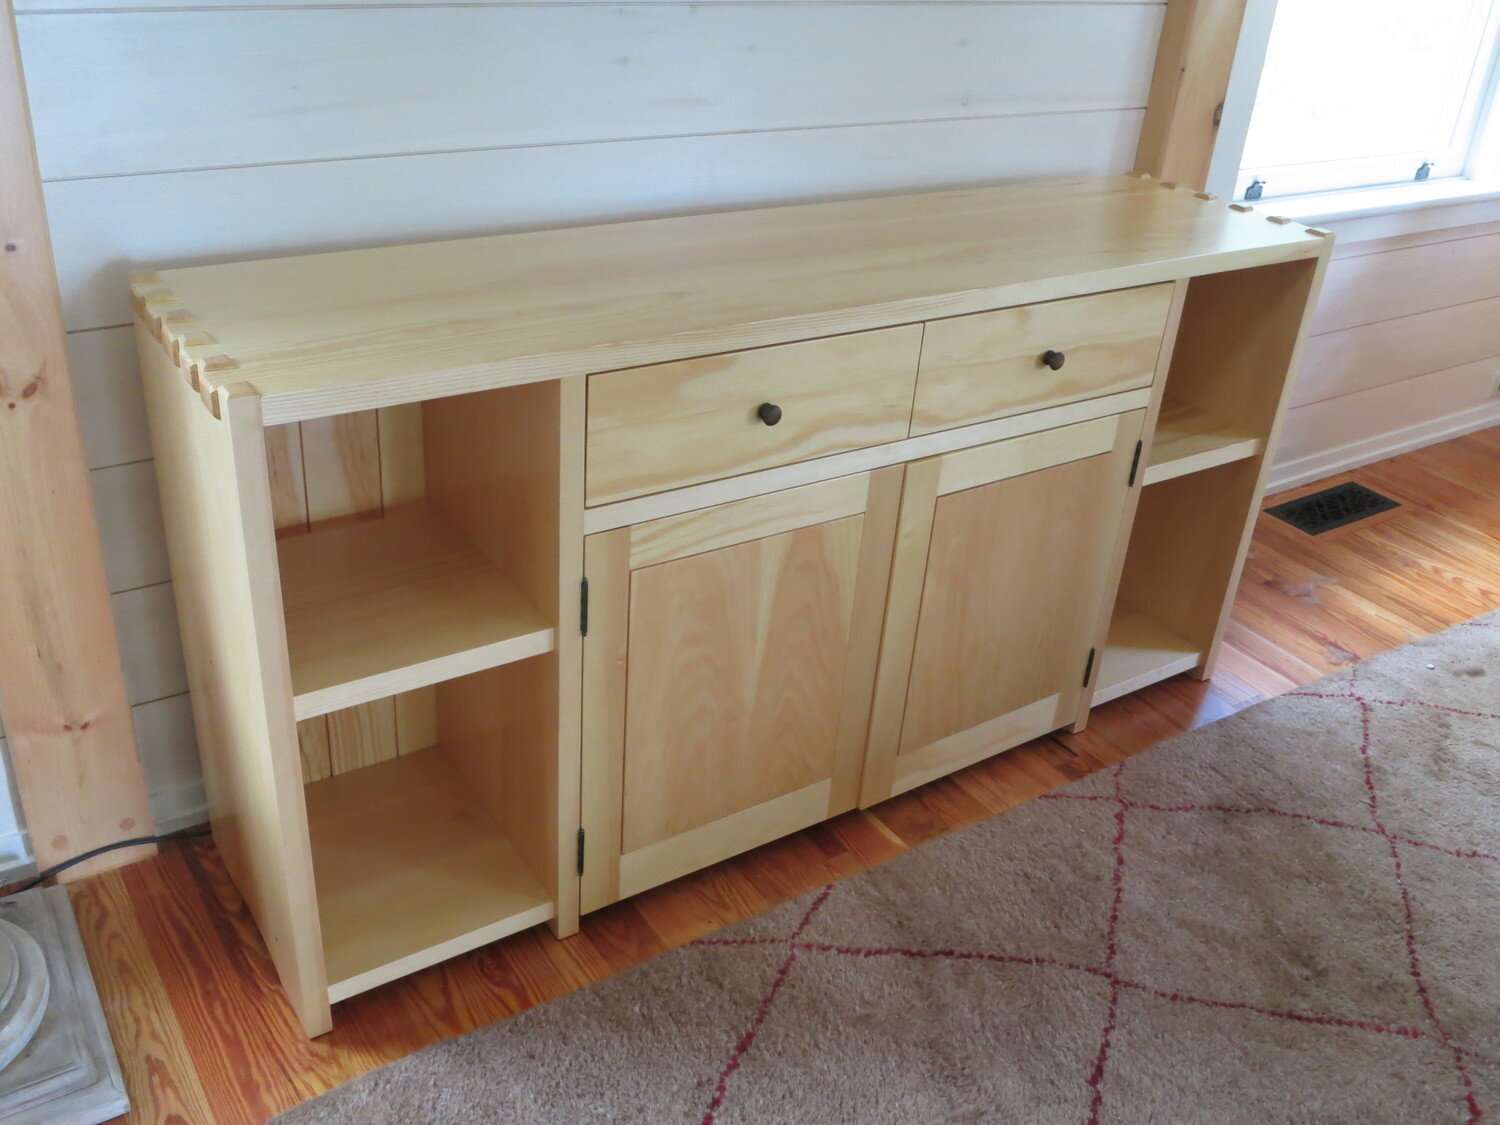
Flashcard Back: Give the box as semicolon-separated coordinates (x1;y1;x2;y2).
0;888;127;1124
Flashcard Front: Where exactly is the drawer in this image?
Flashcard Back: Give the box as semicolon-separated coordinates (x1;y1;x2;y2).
911;283;1174;436
586;325;922;505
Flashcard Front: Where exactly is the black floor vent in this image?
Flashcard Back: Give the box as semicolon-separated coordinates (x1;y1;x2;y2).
1266;481;1400;535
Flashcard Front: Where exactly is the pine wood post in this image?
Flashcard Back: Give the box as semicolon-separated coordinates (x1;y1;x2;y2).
0;0;156;879
1136;0;1251;189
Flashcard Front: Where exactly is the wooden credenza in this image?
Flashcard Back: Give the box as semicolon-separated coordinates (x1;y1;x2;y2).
132;175;1330;1036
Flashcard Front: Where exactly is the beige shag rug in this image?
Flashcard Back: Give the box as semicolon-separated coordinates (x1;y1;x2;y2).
281;612;1499;1124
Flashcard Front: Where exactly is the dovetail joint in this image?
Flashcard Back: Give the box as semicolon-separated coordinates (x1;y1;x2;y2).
132;276;238;418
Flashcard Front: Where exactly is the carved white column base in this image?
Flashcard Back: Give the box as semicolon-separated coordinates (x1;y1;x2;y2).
0;888;128;1124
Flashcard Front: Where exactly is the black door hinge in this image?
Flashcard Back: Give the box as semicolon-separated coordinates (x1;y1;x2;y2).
576;827;586;876
1083;647;1097;687
579;577;590;636
1127;440;1144;488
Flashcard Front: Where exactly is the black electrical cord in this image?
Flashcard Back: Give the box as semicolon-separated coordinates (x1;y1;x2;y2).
7;825;212;896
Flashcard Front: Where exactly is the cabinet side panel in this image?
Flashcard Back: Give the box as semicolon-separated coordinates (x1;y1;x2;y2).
137;323;329;1035
425;377;583;933
1160;258;1326;436
1119;254;1328;673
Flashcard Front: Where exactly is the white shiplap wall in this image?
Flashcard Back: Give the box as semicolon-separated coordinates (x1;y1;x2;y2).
6;0;1164;873
1268;220;1500;490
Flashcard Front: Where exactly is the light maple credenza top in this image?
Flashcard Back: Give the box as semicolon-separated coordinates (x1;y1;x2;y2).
130;175;1329;425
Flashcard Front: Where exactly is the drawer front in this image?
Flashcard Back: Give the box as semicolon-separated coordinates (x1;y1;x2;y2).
585;326;922;505
911;283;1174;436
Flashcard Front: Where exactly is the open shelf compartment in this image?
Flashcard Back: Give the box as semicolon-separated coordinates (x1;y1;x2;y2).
279;501;554;720
306;743;553;1003
1093;602;1202;705
1144;401;1262;486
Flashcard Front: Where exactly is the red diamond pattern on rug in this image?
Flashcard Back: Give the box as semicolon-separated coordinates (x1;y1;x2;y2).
688;631;1499;1124
277;612;1500;1125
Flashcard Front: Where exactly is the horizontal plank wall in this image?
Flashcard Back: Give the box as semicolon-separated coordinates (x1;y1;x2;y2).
1270;221;1500;489
6;0;1167;865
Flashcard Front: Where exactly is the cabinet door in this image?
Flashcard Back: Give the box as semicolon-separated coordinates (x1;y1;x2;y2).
860;412;1144;804
580;469;902;911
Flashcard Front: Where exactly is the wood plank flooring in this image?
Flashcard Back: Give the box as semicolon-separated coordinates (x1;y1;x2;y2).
65;427;1500;1124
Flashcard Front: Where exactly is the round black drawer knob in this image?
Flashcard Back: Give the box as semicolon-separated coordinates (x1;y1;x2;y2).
756;402;783;426
1041;350;1067;371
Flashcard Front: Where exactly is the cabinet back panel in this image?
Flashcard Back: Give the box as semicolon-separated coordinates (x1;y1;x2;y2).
270;409;434;780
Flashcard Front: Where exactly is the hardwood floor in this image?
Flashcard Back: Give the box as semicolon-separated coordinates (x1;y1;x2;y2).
68;427;1500;1124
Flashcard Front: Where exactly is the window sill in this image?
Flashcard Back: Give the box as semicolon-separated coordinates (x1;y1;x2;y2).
1255;180;1500;243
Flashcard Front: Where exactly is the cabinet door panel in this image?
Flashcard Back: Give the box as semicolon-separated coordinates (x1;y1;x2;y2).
899;453;1110;753
581;468;901;910
621;515;862;851
862;412;1143;804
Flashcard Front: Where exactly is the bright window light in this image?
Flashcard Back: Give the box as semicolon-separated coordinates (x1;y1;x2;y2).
1236;0;1500;201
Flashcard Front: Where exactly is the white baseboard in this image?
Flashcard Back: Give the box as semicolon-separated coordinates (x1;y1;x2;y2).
0;783;209;887
0;832;34;884
1267;399;1500;494
149;781;209;837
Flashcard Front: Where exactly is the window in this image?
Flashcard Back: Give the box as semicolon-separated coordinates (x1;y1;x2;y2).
1235;0;1500;201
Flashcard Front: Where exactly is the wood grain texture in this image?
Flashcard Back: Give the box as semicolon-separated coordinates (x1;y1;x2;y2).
584;388;1155;535
136;178;1326;422
626;473;870;570
583;470;899;905
0;0;154;878
621;515;865;850
898;453;1113;751
865;414;1140;801
1124;255;1327;680
911;283;1172;435
1144;399;1261;484
304;748;553;1004
71;428;1500;1125
325;698;398;776
578;528;630;915
277;502;554;719
586;326;921;505
300;412;381;529
423;376;586;937
1134;0;1248;189
135;336;329;1036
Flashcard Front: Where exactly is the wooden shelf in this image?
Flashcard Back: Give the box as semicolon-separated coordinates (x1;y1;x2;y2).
305;747;554;1003
278;502;554;720
1143;402;1262;486
1092;603;1201;705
